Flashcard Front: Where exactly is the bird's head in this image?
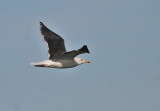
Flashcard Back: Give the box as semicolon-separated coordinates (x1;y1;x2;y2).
74;57;90;65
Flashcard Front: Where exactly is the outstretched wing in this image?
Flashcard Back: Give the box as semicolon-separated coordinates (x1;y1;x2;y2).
55;45;90;60
40;22;66;60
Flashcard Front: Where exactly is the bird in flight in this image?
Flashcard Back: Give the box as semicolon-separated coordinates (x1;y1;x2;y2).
30;22;90;68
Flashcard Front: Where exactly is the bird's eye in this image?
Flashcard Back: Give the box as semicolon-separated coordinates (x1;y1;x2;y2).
80;59;83;61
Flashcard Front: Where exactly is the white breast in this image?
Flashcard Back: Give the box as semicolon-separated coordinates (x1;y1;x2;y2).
45;60;63;68
30;59;79;68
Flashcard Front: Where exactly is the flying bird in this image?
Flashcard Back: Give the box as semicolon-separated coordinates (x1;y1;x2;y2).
30;22;90;68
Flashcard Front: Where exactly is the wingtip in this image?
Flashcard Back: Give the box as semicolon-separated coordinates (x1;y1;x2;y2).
85;45;90;53
79;45;90;53
40;22;44;26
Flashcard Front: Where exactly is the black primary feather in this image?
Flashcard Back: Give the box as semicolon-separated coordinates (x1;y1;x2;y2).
78;45;90;53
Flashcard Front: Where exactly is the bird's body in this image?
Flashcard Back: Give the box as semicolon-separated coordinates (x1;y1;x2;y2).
30;57;89;68
30;22;90;68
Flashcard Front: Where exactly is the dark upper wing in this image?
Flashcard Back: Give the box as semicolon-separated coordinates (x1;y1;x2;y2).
40;22;66;60
55;45;90;60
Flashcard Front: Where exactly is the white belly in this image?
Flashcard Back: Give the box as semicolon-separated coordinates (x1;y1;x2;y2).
30;60;78;68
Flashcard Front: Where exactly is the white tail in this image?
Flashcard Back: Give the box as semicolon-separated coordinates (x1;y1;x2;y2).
30;63;36;66
30;62;46;67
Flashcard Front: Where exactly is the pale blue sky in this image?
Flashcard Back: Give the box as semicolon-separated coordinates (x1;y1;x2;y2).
0;0;160;111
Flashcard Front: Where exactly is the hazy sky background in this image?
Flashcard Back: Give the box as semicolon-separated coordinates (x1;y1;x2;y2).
0;0;160;111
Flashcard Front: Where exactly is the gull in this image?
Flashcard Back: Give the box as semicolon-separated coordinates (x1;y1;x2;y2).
30;22;90;68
